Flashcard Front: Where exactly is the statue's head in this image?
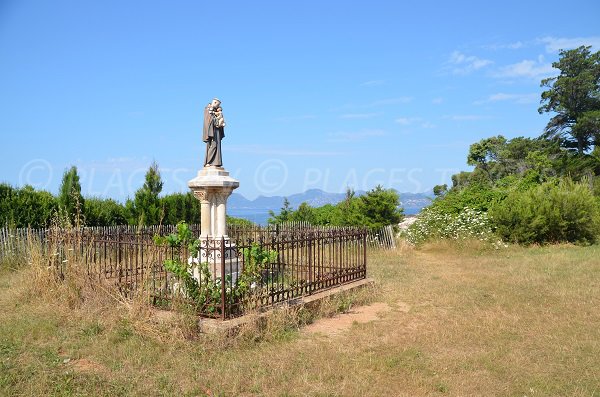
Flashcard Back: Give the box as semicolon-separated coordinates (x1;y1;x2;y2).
211;98;221;109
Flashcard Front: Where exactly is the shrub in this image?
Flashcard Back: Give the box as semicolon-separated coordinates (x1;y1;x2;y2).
84;197;127;226
358;185;404;228
405;183;500;245
489;179;600;244
9;185;58;228
431;183;504;215
154;222;278;315
268;186;404;228
406;206;495;245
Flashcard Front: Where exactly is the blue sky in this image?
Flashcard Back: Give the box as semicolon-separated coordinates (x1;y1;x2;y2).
1;0;599;201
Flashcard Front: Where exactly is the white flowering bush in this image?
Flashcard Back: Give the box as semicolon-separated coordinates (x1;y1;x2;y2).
405;206;496;245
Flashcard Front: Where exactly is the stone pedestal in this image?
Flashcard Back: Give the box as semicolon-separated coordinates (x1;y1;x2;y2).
188;166;240;281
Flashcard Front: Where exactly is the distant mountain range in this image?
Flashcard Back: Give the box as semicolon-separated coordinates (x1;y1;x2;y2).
229;188;433;215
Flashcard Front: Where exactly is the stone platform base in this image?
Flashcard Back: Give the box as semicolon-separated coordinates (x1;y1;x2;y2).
190;238;242;284
198;278;375;334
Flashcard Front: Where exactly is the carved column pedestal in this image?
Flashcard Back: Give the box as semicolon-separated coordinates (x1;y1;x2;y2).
188;166;240;282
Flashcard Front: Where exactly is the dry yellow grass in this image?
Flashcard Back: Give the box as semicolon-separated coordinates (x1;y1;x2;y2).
1;240;599;396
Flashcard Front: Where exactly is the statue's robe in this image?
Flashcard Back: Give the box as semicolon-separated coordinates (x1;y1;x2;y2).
203;105;225;167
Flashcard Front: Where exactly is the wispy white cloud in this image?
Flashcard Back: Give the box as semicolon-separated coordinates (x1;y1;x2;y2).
447;115;487;121
431;97;444;105
481;36;600;54
273;115;317;122
330;97;412;112
327;129;386;142
395;117;435;129
507;41;525;49
228;145;344;156
484;41;525;50
474;92;538;105
493;55;555;79
395;117;418;125
360;79;385;87
446;51;493;74
539;36;600;53
339;112;382;119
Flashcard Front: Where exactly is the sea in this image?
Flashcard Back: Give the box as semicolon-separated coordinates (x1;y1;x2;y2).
228;208;272;226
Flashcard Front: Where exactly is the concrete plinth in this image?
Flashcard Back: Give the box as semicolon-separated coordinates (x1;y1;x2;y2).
188;166;240;281
188;166;239;238
190;238;241;283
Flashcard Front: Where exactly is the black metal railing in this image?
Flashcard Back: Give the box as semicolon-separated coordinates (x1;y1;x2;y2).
39;225;367;319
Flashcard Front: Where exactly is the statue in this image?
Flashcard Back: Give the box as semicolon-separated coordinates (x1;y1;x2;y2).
203;98;226;167
190;97;238;277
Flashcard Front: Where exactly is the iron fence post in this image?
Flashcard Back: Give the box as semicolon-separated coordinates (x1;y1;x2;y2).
363;228;367;278
220;236;226;320
308;231;313;295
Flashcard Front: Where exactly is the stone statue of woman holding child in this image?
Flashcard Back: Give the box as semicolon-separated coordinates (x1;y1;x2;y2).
203;98;226;167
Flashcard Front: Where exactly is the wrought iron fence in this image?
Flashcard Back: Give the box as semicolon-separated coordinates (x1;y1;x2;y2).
32;224;368;319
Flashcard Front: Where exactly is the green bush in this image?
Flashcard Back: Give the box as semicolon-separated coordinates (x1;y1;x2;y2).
406;206;495;245
154;222;278;315
431;183;504;215
405;183;500;245
0;184;58;228
84;197;128;226
490;179;600;244
593;176;600;201
269;186;404;228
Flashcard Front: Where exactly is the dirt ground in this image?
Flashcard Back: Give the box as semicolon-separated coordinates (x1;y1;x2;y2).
303;301;412;336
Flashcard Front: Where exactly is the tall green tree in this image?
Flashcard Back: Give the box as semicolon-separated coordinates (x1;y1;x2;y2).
359;185;404;228
467;135;507;173
539;45;600;154
126;161;164;225
465;136;559;184
433;184;448;197
338;189;367;226
58;166;84;225
268;197;293;224
290;202;316;223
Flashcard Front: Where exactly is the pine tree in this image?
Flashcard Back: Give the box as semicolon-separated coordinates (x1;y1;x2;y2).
58;166;84;225
127;161;164;225
268;197;293;224
539;46;600;154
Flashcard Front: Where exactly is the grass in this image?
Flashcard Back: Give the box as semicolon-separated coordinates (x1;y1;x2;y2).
1;240;600;396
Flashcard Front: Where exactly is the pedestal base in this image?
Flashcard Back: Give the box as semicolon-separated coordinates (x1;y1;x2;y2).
188;166;240;238
190;238;242;284
188;166;241;283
